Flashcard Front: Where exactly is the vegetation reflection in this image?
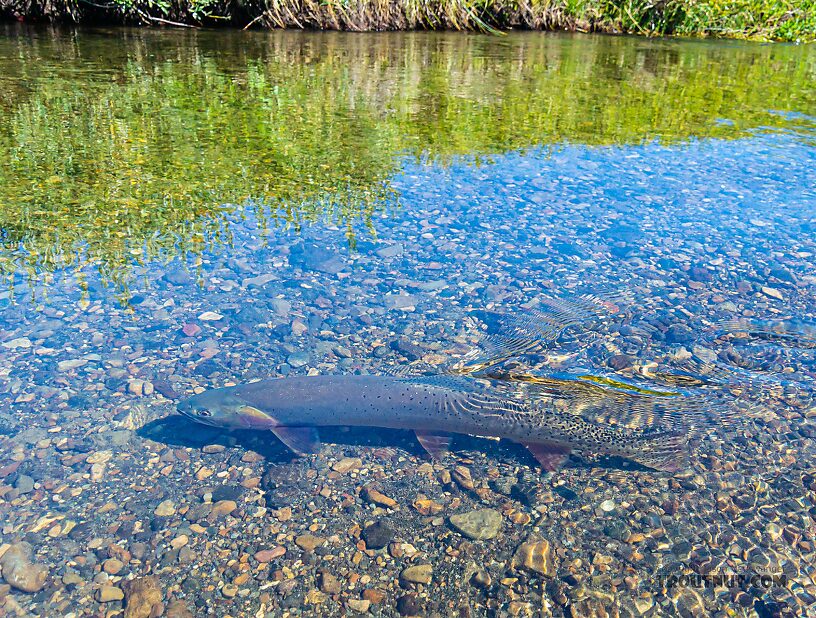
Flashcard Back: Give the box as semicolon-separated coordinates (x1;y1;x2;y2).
0;28;814;298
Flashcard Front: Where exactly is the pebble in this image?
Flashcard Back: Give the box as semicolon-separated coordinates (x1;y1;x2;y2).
400;564;433;585
181;323;201;337
295;535;325;552
332;457;362;473
319;571;341;594
154;500;176;517
599;499;616;512
2;337;32;349
449;509;503;540
254;546;286;562
363;487;398;508
211;500;237;516
57;359;87;372
102;558;124;575
347;598;371;613
96;585;125;602
198;311;224;321
761;286;784;300
127;379;154;396
363;589;387;604
13;474;34;494
396;594;422;616
164;600;194;618
221;583;238;598
287;352;310;368
169;535;189;550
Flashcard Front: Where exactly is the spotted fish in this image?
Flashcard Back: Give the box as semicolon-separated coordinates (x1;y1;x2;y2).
177;372;698;472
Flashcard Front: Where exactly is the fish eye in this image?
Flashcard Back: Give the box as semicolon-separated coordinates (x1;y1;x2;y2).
196;409;213;417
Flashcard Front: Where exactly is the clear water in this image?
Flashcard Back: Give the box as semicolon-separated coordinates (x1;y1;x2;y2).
0;25;815;617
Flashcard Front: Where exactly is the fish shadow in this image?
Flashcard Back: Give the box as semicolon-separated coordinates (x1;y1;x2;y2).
139;415;650;473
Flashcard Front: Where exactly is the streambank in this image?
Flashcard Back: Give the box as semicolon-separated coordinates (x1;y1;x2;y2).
1;0;814;42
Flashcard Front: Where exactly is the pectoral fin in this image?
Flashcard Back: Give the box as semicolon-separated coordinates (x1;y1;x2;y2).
271;427;321;455
414;431;452;459
523;442;571;471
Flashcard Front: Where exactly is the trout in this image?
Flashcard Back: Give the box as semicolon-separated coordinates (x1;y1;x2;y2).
177;373;691;472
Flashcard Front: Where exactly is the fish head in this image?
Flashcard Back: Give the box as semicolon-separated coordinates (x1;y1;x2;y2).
177;387;278;430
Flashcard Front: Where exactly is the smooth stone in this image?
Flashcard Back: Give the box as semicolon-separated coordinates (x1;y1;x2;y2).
13;475;34;494
154;500;176;517
396;594;422;616
319;571;341;594
295;535;325;552
400;564;433;585
96;585;125;602
57;359;87;372
449;509;503;540
287;352;310;368
347;598;371;613
2;337;32;349
332;457;362;473
211;500;238;516
761;286;784;300
254;546;286;562
198;311;224;321
164;600;194;618
375;243;403;258
599;499;616;512
270;299;291;317
102;558;124;575
384;294;418;310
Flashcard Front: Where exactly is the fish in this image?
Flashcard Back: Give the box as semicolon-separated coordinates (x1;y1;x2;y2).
177;372;697;472
177;293;729;473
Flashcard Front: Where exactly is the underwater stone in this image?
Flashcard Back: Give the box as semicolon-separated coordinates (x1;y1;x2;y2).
0;543;48;593
362;521;395;550
511;538;554;577
449;509;503;540
400;564;433;585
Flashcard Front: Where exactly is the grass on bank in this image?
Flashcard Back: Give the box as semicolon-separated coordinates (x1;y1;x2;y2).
1;0;814;41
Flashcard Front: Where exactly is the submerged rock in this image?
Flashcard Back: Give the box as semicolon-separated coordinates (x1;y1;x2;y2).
362;521;395;550
123;576;163;618
511;538;555;577
0;543;48;593
449;509;503;540
400;564;432;585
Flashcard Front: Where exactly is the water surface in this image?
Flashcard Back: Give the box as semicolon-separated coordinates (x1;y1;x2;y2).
0;26;815;617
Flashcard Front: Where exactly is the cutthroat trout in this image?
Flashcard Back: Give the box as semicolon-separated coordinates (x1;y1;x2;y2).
177;373;691;472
